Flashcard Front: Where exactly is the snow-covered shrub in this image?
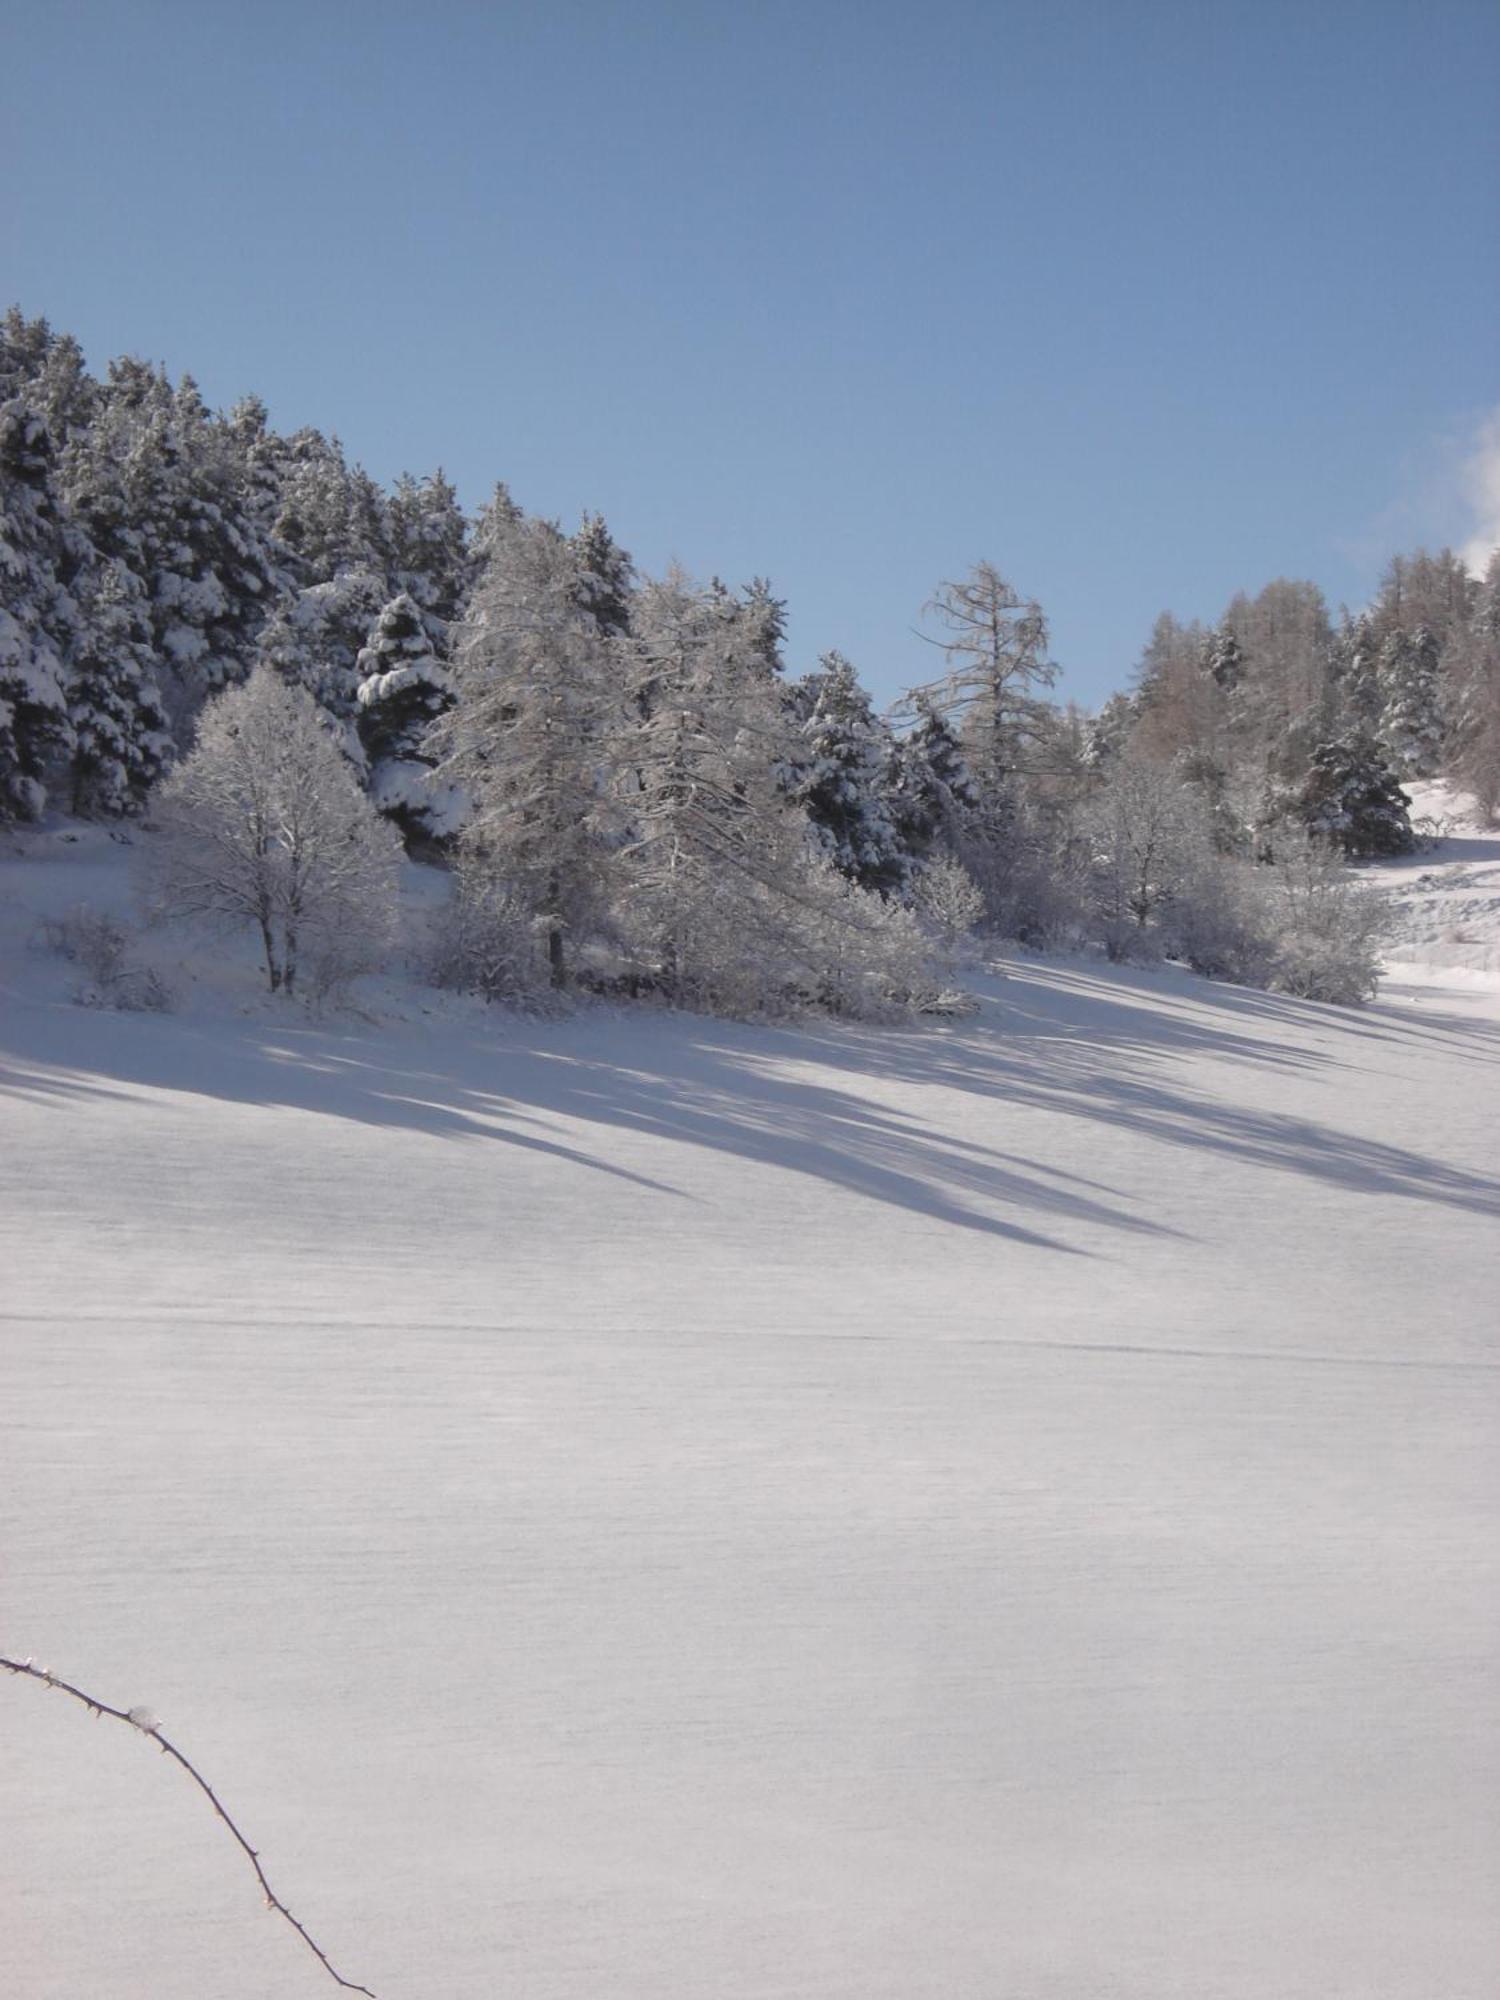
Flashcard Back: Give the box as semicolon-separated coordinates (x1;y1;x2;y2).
1151;831;1386;1005
613;852;940;1023
425;860;557;1008
961;821;1089;948
912;855;984;962
35;903;173;1011
140;668;402;997
37;903;127;982
795;868;944;1021
1261;834;1389;1005
1160;852;1277;986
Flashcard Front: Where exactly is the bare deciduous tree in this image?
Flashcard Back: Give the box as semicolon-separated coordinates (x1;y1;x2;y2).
1083;750;1210;959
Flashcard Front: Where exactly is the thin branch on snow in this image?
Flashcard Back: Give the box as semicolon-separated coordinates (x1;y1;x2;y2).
0;1654;378;1998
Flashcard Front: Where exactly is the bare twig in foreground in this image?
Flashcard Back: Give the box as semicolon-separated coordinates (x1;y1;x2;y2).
2;1653;378;1996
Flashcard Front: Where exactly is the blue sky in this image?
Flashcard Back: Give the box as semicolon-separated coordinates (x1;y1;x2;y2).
5;0;1497;706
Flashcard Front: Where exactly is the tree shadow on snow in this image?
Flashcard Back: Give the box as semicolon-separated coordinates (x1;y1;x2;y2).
0;991;1146;1252
780;960;1500;1219
2;953;1498;1250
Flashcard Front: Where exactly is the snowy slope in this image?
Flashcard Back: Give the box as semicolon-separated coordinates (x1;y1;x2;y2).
1368;778;1500;988
2;824;1497;1999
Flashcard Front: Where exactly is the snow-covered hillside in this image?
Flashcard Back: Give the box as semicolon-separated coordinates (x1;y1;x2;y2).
1369;778;1500;987
2;817;1497;1998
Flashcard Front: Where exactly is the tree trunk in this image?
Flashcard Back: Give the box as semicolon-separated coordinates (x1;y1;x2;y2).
546;869;565;988
258;914;282;992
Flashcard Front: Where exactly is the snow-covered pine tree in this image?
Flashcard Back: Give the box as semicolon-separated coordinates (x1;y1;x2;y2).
786;651;908;897
62;358;280;734
67;560;170;815
259;571;390;733
1083;690;1138;770
1378;626;1444;778
223;394;294;561
388;470;470;629
700;574;789;682
568;511;635;637
354;593;457;848
1205;621;1245;695
0;310;95;444
0;397;75;818
0;310;54;402
1296;735;1415;857
890;694;978;860
1332;611;1384;733
1444;551;1500;818
273;429;392;586
435;517;620;987
468;481;525;575
737;576;787;678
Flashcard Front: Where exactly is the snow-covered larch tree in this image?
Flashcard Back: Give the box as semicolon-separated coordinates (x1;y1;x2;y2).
907;561;1058;795
435;515;620;988
609;570;927;1017
610;565;802;1000
142;667;402;996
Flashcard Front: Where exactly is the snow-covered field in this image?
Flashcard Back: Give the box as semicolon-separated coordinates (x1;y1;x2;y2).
3;800;1498;1998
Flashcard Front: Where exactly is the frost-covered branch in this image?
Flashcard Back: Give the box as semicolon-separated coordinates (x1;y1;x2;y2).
0;1653;378;1998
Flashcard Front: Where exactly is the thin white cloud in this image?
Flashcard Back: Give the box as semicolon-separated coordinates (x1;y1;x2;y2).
1458;407;1500;576
1339;404;1500;585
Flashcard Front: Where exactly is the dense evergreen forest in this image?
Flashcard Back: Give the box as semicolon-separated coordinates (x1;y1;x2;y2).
3;308;1498;1014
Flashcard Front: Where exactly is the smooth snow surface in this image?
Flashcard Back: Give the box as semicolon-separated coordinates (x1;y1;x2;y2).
2;805;1498;1998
